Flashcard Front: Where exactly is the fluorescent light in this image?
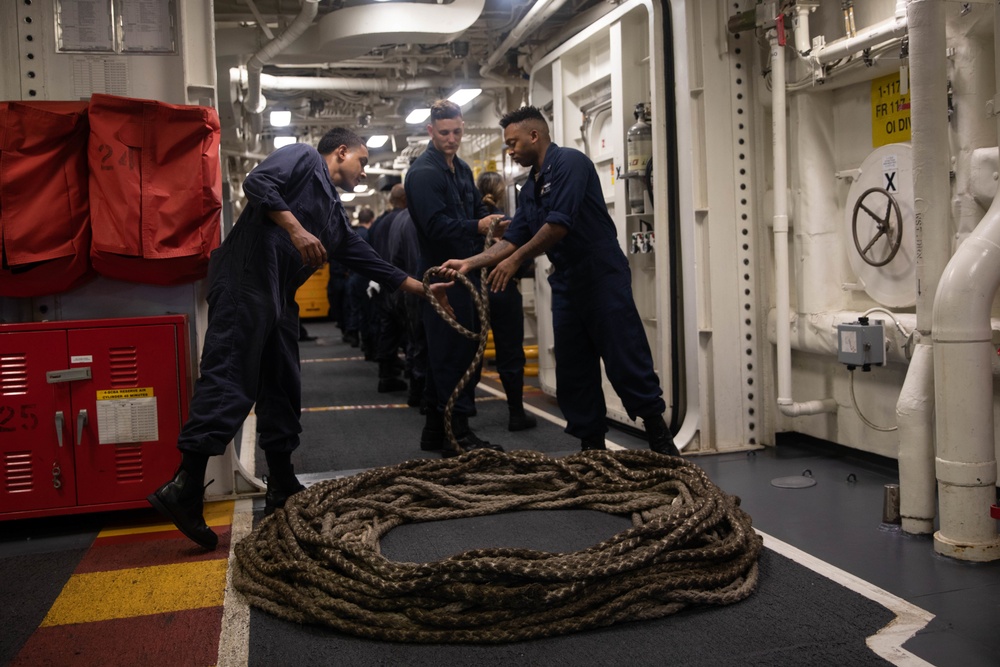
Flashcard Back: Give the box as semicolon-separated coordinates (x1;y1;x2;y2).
406;108;431;124
273;136;297;148
353;184;369;193
447;88;482;107
270;110;291;127
341;193;356;202
366;135;389;148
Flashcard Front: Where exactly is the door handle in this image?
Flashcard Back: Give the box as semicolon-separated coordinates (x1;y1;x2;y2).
76;409;88;446
55;411;64;448
46;367;92;383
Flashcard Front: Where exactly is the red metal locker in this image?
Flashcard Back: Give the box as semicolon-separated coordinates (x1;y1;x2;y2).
0;330;76;513
69;323;184;507
0;316;190;520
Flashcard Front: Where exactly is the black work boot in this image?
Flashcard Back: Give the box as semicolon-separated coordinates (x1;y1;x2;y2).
644;414;680;456
147;469;218;550
377;361;407;393
501;375;537;432
580;435;607;451
263;451;305;515
453;414;504;453
264;476;306;516
420;410;446;451
407;376;426;409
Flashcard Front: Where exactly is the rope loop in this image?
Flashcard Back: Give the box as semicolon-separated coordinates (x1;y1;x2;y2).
234;449;763;644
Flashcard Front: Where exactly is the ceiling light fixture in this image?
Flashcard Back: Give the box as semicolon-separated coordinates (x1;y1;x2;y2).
447;88;482;107
273;136;297;148
341;193;356;202
366;135;389;148
353;184;369;193
405;108;431;124
270;110;291;127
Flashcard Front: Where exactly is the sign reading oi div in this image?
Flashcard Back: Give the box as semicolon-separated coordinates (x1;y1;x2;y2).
871;71;911;147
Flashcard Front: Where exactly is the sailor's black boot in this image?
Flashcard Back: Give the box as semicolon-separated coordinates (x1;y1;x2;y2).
501;375;537;432
644;414;680;457
453;414;504;453
580;435;607;451
420;410;446;451
147;468;217;550
263;451;305;515
377;361;407;393
407;375;426;409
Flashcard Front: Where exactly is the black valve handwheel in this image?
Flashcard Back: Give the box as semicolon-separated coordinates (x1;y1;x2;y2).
852;186;903;267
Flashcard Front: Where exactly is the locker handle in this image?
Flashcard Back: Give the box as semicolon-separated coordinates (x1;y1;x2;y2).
55;411;64;448
46;367;92;384
76;410;88;446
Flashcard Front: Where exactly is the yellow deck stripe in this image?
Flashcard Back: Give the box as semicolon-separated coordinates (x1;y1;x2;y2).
98;500;234;538
41;559;228;627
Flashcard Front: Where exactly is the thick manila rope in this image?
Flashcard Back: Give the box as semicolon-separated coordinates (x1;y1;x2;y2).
232;449;763;643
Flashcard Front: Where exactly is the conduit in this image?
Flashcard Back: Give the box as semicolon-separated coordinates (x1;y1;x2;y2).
808;0;907;66
896;343;935;534
244;72;511;94
770;31;837;418
244;0;319;115
480;0;572;79
893;0;950;538
928;0;1000;561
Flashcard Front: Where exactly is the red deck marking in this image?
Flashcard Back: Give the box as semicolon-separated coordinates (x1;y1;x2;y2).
12;606;223;667
74;527;232;573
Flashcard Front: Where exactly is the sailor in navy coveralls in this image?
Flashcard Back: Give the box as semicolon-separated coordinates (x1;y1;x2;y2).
148;128;449;550
404;100;508;454
441;106;680;456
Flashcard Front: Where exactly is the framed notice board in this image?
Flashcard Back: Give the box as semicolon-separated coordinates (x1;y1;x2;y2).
56;0;176;54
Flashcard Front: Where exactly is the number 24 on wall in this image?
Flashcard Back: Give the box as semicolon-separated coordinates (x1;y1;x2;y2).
96;144;139;171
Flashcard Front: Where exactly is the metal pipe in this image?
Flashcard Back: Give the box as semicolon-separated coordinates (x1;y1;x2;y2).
244;0;320;115
771;30;837;418
929;0;1000;562
896;342;935;534
480;0;571;78
809;3;907;66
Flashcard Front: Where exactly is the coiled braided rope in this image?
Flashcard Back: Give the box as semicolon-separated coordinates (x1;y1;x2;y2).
420;222;496;454
233;449;763;643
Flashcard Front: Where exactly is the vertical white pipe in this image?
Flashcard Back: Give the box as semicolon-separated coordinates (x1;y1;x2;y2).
928;0;1000;563
793;6;812;54
896;343;935;534
771;32;837;418
910;0;953;334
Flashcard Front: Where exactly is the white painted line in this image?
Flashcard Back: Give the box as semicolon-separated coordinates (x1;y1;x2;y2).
475;382;627;450
759;531;935;666
217;498;255;667
239;412;256;476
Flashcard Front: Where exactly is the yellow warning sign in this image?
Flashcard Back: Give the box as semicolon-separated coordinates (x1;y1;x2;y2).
97;387;154;400
871;71;911;148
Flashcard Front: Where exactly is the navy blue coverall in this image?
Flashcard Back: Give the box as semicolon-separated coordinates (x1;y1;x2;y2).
482;202;527;397
178;143;407;456
504;144;665;440
405;144;486;416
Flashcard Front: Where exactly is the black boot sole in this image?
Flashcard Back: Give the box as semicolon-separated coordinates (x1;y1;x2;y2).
147;491;218;551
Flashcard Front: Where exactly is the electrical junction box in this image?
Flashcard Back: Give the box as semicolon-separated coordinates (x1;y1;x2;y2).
837;319;886;370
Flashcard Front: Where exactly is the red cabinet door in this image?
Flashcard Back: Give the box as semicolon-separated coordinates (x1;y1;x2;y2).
69;323;182;506
0;330;76;513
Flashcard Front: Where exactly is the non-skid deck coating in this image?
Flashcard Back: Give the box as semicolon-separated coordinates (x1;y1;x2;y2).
1;320;997;666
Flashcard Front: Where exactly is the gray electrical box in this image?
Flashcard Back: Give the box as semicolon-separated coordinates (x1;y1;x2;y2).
837;319;886;369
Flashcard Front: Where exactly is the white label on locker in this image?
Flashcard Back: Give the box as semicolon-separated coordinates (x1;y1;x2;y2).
96;397;159;444
71;355;93;363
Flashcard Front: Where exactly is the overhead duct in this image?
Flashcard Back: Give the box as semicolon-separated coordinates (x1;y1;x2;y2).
480;0;571;79
220;0;486;66
244;0;319;115
237;72;513;94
